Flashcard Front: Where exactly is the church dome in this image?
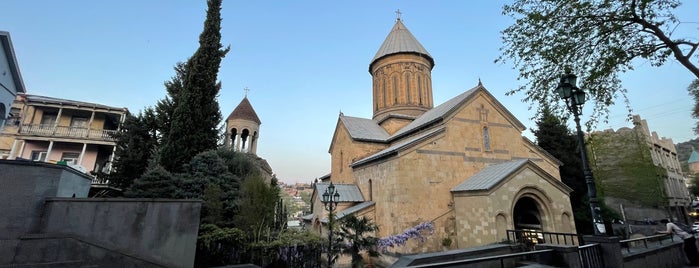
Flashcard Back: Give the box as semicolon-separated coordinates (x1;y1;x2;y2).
369;18;434;72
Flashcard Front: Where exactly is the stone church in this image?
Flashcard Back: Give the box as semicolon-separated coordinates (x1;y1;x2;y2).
308;17;576;253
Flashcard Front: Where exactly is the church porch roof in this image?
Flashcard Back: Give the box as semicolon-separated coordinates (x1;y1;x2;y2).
451;159;529;192
314;182;365;202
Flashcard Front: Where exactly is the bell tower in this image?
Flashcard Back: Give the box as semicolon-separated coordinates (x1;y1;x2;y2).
369;14;434;134
225;90;261;154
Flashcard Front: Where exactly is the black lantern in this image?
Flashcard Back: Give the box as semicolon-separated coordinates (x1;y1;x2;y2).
556;71;606;236
321;182;340;266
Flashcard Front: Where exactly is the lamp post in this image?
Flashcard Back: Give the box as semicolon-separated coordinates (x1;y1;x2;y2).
556;71;606;236
321;182;340;267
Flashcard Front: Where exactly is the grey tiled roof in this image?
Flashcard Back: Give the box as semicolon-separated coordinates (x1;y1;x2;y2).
340;115;390;142
371;19;433;67
315;182;365;202
352;127;445;167
23;94;127;112
389;87;479;140
451;159;529;192
321;201;376;223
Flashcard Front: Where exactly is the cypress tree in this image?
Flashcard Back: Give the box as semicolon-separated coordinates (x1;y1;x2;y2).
159;0;230;172
108;108;159;189
533;106;591;234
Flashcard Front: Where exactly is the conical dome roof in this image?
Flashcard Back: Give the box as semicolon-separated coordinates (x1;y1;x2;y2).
370;18;433;70
689;149;699;164
227;97;261;124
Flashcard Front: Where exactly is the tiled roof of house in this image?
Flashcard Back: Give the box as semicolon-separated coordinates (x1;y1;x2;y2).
340;115;390;142
23;94;127;112
451;159;529;192
689;150;699;164
314;182;365;202
370;19;433;69
227;97;261;124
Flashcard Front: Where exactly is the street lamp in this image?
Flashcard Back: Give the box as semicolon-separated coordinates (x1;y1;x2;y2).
556;71;606;236
321;182;340;266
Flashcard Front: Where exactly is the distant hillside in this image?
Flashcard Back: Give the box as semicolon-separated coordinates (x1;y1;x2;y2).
677;138;699;173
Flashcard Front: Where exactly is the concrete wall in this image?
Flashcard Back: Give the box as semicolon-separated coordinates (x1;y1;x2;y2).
40;198;201;268
0;160;91;239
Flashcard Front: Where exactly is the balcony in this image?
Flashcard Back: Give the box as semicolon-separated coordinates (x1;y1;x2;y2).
18;124;118;142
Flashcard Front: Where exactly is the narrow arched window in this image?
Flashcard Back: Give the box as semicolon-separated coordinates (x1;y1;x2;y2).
483;127;491;151
393;76;398;104
418;76;422;105
383;79;387;107
406;73;411;103
369;179;373;201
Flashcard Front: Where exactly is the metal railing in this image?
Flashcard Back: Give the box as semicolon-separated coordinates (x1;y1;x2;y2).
506;229;584;246
619;233;675;253
18;124;118;141
579;243;604;268
406;249;554;268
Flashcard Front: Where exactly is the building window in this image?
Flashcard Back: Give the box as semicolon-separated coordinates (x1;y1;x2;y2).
61;152;81;165
383;79;387;107
393;76;398;104
70;117;88;128
483;127;491;151
406;73;411;103
40;113;57;126
418;76;422;105
31;151;47;161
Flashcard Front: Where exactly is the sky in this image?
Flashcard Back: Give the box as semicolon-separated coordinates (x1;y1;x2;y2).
2;1;698;184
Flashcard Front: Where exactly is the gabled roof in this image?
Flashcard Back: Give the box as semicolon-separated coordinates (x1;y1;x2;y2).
314;182;365;202
352;127;445;168
227;97;261;124
689;149;699;164
340;115;390;142
321;201;375;223
370;19;433;70
0;31;26;94
388;87;479;140
451;159;529;192
23;94;127;112
451;159;572;194
389;85;526;141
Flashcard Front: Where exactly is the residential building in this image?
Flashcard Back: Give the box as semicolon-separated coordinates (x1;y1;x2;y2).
0;31;26;127
589;115;691;223
0;94;127;181
307;17;574;254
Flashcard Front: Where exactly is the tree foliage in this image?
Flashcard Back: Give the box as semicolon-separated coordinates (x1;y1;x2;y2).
124;164;182;198
532;107;592;233
107;108;159;189
336;215;380;268
159;0;230;173
689;79;699;134
498;0;699;124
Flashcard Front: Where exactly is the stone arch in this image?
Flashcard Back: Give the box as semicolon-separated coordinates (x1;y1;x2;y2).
512;186;553;232
241;129;250;152
230;127;237;148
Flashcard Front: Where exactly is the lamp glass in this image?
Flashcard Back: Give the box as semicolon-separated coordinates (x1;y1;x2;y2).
563;73;577;88
572;90;586;106
333;191;340;202
322;190;329;203
328;183;335;195
556;83;572;99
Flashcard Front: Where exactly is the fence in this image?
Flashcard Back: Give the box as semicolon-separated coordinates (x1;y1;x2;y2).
19;124;118;141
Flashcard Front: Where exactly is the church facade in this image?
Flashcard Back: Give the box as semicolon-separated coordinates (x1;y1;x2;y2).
309;18;576;253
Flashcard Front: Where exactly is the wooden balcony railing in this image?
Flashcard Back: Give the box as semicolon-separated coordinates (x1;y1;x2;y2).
18;124;118;142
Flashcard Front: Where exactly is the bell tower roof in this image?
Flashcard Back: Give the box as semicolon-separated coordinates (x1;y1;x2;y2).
370;18;434;71
227;97;261;125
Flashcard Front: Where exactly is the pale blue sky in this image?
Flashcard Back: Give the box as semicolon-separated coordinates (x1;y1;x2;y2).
3;1;697;183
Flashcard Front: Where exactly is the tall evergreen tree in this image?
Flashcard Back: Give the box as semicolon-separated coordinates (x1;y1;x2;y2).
156;62;187;144
533;106;591;234
159;0;230;172
107;108;159;189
